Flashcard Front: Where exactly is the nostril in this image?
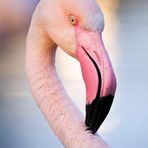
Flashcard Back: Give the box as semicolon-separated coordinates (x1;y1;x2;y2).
94;50;102;65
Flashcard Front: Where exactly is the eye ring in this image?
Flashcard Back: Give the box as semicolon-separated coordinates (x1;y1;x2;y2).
69;15;76;25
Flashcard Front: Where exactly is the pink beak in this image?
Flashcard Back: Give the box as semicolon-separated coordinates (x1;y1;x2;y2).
75;25;116;134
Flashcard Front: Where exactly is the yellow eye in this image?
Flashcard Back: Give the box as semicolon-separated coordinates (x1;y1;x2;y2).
69;15;76;25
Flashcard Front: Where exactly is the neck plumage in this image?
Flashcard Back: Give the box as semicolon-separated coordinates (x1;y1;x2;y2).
26;15;109;148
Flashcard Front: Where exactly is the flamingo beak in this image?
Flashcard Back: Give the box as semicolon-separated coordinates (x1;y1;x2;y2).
75;25;117;134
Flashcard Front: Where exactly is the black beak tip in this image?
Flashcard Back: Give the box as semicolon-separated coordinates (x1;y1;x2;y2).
85;94;114;134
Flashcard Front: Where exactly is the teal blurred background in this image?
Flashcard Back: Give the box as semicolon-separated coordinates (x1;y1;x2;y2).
0;0;148;147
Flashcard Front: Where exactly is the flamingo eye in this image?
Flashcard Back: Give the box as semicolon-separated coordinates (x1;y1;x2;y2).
69;15;76;25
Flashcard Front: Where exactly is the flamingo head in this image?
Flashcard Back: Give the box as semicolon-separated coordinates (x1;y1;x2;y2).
40;0;117;134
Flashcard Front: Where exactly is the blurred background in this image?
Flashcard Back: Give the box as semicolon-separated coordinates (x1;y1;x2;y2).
0;0;148;148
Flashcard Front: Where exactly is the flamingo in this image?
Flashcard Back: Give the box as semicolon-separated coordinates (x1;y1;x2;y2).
26;0;116;147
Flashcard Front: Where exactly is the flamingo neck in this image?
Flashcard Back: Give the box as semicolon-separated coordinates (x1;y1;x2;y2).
26;17;109;148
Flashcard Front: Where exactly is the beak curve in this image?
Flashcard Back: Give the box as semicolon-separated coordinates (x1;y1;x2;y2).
75;25;116;134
